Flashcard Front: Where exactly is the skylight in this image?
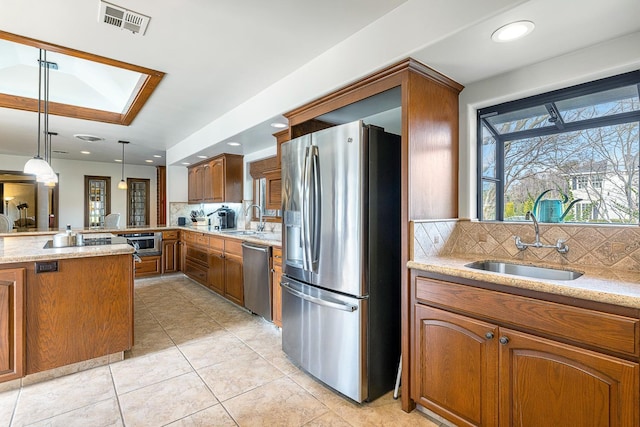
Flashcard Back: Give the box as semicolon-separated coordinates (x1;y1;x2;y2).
0;31;164;125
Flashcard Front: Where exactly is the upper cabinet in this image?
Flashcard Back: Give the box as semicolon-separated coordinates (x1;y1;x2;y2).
188;154;243;203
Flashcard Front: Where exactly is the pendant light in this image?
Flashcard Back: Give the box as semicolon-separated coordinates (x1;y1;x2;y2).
24;49;57;179
118;140;129;190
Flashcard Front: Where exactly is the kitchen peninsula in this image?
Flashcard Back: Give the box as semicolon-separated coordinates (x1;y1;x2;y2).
0;233;134;386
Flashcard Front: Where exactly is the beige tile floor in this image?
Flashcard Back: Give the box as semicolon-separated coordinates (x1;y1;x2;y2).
1;274;447;427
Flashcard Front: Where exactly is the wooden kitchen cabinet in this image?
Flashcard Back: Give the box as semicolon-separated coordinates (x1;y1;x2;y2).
207;236;225;295
271;247;282;327
187;154;243;203
264;169;282;211
183;232;208;286
162;230;180;274
0;268;25;383
135;255;161;277
26;255;133;374
412;274;640;427
223;239;244;306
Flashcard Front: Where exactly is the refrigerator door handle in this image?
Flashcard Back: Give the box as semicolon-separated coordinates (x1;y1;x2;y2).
310;145;321;269
281;282;358;312
301;146;313;271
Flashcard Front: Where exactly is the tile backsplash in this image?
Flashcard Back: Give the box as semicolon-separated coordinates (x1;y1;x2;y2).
412;219;640;273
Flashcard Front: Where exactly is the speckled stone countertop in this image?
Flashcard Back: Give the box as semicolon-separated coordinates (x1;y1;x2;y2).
177;225;282;247
0;233;134;265
0;225;282;247
409;255;640;309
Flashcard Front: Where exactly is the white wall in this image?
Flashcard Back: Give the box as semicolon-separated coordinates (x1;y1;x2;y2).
0;154;158;228
458;32;640;219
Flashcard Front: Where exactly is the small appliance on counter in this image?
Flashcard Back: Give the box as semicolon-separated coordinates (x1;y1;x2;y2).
207;205;237;229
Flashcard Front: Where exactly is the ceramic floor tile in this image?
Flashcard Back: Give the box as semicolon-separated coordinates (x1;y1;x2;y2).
223;376;329;426
179;332;255;370
0;388;19;425
165;404;237;426
198;353;284;402
11;366;115;426
110;347;193;394
302;411;352;427
126;328;176;358
119;372;218;427
26;397;123;427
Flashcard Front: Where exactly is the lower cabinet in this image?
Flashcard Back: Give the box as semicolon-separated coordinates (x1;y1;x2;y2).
162;230;180;274
412;275;640;427
272;247;282;327
26;255;133;374
223;241;244;306
0;268;25;383
135;255;162;277
207;248;225;295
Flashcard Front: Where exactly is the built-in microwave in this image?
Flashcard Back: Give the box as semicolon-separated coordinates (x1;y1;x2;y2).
119;232;162;256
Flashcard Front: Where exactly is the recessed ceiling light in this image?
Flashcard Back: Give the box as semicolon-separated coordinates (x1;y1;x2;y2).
153;155;162;158
74;134;104;142
491;20;535;43
197;155;208;159
270;122;287;129
145;159;153;163
227;142;241;147
80;151;91;154
181;162;190;165
115;159;122;162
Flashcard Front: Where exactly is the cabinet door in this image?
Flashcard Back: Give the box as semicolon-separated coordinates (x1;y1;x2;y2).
413;304;498;427
499;328;639;427
224;253;243;306
272;247;282;327
0;268;24;383
210;157;225;203
127;178;150;226
202;163;213;202
264;169;282;211
188;165;204;202
162;240;179;273
207;249;225;295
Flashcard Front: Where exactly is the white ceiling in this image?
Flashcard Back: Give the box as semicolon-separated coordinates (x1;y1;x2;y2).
0;0;639;167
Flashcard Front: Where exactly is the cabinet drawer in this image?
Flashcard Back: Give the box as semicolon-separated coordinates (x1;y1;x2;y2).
210;236;224;252
416;277;640;357
224;239;243;256
163;230;179;240
184;260;207;285
194;233;209;247
135;256;161;277
186;246;208;266
272;247;282;268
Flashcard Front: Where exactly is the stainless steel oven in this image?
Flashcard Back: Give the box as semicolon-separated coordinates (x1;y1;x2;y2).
119;232;162;256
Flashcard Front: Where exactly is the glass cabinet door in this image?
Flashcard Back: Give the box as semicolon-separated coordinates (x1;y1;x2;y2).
84;176;111;228
127;178;150;226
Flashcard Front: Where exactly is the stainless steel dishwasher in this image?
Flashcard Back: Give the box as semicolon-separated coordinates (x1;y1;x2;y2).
242;242;272;321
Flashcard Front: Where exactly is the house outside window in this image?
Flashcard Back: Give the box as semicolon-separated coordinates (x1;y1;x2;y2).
478;71;640;224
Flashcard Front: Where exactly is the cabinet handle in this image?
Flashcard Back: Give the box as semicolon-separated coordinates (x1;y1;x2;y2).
271;268;275;273
485;332;494;340
499;336;510;345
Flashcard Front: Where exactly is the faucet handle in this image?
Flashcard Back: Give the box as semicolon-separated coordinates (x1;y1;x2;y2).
556;239;569;254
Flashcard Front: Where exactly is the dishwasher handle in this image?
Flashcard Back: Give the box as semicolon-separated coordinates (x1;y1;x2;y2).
241;242;270;253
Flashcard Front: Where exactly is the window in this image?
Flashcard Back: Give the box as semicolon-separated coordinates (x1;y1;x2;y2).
478;71;640;224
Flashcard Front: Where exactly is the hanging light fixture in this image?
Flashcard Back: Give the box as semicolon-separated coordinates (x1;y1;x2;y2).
24;49;57;179
42;131;58;187
118;140;129;190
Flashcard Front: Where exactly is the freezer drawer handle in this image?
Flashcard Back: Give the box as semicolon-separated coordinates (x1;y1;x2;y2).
281;282;358;312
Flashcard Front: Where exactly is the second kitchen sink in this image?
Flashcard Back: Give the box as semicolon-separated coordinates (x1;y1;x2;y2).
465;261;583;281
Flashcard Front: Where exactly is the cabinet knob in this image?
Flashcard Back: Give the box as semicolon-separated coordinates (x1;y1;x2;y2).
485;332;494;340
499;336;510;345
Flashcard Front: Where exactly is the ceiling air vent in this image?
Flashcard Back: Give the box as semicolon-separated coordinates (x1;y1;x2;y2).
99;1;150;35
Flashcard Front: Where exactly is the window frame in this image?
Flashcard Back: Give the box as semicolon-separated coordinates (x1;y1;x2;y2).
477;70;640;223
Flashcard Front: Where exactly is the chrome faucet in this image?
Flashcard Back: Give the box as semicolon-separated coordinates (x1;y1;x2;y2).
246;204;265;232
514;211;569;254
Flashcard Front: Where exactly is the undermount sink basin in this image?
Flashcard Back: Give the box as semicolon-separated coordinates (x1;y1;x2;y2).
223;230;257;235
465;261;583;281
221;230;281;240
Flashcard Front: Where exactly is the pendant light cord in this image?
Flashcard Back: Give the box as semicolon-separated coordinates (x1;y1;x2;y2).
36;49;43;158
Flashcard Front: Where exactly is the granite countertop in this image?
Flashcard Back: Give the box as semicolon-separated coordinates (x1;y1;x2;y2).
178;225;282;247
409;255;640;309
0;233;134;265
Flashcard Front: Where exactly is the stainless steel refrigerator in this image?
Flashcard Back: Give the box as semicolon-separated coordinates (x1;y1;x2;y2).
280;120;400;403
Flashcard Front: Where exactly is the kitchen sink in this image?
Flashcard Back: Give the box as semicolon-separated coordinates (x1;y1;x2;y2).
465;261;582;281
223;230;258;235
221;230;281;240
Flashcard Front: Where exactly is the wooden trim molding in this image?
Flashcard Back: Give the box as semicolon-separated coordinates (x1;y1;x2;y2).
0;31;165;126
